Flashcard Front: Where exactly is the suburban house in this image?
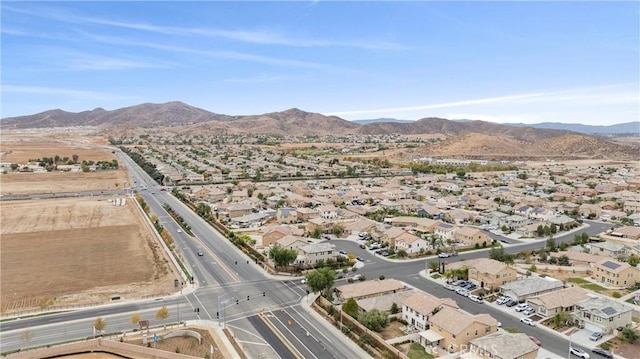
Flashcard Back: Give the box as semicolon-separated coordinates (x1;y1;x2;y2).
261;226;304;247
592;258;640;288
316;205;339;220
419;306;498;354
275;235;308;251
526;286;591;317
226;203;253;218
277;207;298;224
295;207;318;221
335;279;405;302
610;226;640;240
394;232;429;255
500;276;564;301
573;297;633;334
589;242;628;258
468;332;539;359
446;258;518;290
295;242;337;268
453;226;492;248
434;223;458;241
401;292;459;332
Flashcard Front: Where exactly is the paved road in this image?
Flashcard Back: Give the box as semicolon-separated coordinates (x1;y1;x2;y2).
0;145;614;358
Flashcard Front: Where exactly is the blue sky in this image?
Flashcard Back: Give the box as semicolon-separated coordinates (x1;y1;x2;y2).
2;1;638;125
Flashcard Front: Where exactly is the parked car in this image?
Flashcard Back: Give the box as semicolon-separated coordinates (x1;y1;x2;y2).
589;332;603;341
359;244;366;249
438;253;450;258
353;274;362;281
570;347;590;359
356;256;364;261
456;288;470;297
523;307;536;315
443;283;456;291
339;250;347;255
197;251;204;256
505;299;518;307
515;303;530;312
496;321;502;327
324;236;331;240
469;295;483;303
591;348;613;358
496;296;510;305
177;228;182;233
528;336;541;346
520;318;535;326
464;283;477;290
451;280;466;286
301;278;307;284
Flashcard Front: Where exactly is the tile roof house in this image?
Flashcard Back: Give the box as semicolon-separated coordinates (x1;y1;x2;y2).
295;242;338;268
468;332;539;359
574;296;633;334
419;306;498;354
335;279;406;301
453;226;492;248
402;292;459;332
592;257;640;288
446;258;517;290
500;276;564;301
526;286;591;317
394;232;429;255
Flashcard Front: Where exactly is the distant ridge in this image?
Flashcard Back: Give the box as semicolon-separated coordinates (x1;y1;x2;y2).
352;118;413;125
501;121;640;135
1;101;638;160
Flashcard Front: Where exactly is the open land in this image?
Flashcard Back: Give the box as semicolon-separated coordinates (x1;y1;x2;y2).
0;137;131;195
0;191;175;313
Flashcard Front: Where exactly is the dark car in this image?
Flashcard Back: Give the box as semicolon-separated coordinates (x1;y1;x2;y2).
592;348;613;358
359;244;366;249
505;300;518;307
356;256;364;261
324;236;331;240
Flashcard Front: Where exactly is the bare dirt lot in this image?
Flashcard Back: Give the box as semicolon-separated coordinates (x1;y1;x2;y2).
0;196;176;313
0;137;131;195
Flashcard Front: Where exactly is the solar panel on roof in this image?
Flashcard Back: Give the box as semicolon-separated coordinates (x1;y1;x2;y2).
602;307;617;316
602;261;621;270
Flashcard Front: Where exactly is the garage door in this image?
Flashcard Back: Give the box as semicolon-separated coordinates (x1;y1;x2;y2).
584;321;603;333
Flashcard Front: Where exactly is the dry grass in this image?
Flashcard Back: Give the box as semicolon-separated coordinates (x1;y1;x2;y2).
0;197;175;313
0;170;130;195
379;320;406;340
126;328;223;359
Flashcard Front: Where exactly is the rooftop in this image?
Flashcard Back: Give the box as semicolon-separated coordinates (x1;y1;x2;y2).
576;296;632;318
501;276;564;297
469;332;539;359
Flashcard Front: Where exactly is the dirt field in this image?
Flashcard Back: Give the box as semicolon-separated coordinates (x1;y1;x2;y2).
0;170;130;195
0;137;131;195
0;196;176;313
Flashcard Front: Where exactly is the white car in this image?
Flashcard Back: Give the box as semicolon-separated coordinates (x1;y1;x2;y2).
520;317;535;326
570;347;590;359
300;278;307;284
523;307;535;315
515;303;530;312
443;283;456;291
438;253;449;258
496;296;510;305
469;295;483;303
456;288;470;297
177;229;182;233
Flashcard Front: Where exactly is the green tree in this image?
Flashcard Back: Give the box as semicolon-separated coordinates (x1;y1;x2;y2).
552;311;572;329
359;309;389;332
621;327;639;343
558;255;570;266
269;245;298;270
546;237;557;252
332;225;344;237
390;302;399;314
156;306;169;320
628;254;640;267
306;267;336;296
311;227;322;239
428;261;440;273
343;298;359;318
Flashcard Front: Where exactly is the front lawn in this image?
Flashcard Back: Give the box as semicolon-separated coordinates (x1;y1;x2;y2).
583;283;607;291
568;277;589;284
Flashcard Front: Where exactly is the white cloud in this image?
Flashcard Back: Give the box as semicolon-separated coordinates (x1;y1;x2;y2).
2;85;133;101
328;83;639;125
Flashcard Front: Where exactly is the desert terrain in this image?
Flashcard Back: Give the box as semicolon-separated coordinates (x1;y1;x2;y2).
0;135;177;314
0;196;176;313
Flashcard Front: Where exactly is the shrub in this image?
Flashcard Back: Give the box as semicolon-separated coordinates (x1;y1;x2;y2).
612;292;621;298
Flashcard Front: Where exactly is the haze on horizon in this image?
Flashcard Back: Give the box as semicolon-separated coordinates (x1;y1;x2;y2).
1;1;638;126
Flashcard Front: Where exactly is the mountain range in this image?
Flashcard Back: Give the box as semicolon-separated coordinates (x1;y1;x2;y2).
2;101;638;160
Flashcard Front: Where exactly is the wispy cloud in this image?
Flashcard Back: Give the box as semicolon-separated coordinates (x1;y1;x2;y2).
63;53;176;71
223;74;308;84
3;4;406;50
327;83;639;117
79;31;340;70
2;85;133;101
